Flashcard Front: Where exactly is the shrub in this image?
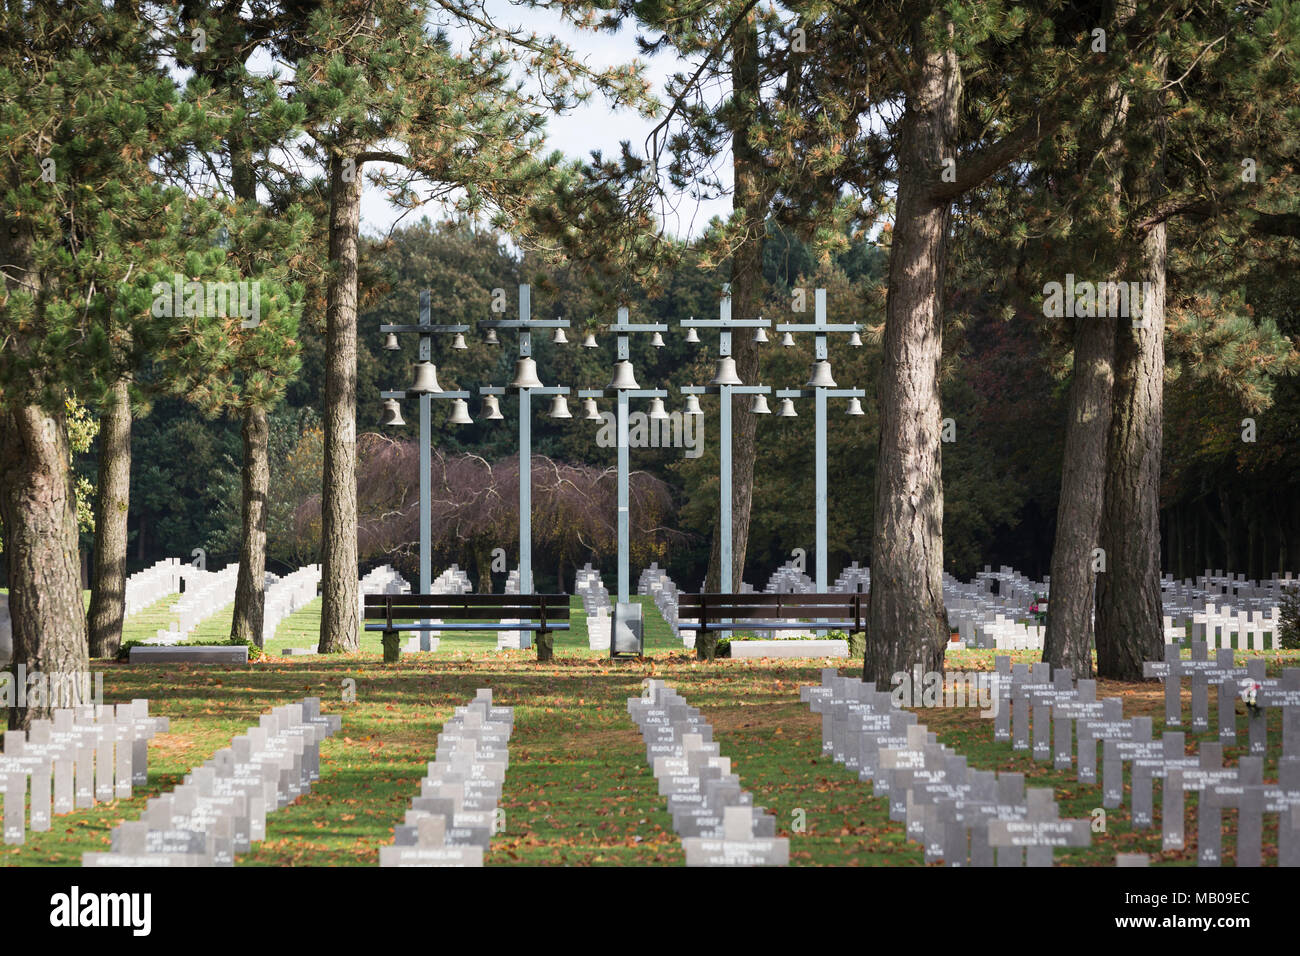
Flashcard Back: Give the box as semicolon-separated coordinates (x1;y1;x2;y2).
1280;587;1300;650
115;637;264;662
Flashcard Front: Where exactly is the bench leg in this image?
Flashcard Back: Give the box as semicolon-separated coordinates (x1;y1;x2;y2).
381;630;401;664
535;630;554;663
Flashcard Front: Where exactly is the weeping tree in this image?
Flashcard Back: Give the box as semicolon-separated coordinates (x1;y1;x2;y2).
292;436;678;590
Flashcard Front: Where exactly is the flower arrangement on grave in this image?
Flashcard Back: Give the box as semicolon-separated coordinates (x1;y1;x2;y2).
1029;594;1048;626
1239;680;1262;717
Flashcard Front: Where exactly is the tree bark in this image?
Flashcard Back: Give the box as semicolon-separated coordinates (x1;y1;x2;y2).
87;375;133;659
317;151;362;653
1041;2;1135;679
862;29;959;685
705;9;766;593
230;405;270;646
0;404;92;729
227;115;273;651
1042;313;1116;677
1095;222;1168;679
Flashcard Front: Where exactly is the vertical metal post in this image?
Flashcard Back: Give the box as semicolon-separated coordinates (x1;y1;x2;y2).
518;284;532;598
617;309;630;605
815;289;828;593
617;385;630;604
815;386;827;593
719;291;733;594
419;290;433;649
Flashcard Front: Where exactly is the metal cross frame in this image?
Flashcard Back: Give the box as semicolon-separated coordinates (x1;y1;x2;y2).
379;289;471;649
478;285;570;604
774;289;863;592
680;285;772;595
574;308;670;657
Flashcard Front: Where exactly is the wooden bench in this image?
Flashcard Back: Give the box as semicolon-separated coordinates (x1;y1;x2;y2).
362;594;571;661
677;593;864;660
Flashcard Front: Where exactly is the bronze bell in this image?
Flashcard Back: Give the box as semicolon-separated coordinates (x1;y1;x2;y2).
448;398;473;425
380;398;405;427
607;360;639;390
509;357;544;390
408;361;442;394
548;394;573;419
709;356;742;386
806;360;837;389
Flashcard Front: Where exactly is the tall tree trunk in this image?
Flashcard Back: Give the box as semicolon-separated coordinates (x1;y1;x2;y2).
1095;222;1168;680
227;123;273;650
705;9;766;593
1041;2;1135;678
862;31;959;685
1042;313;1116;677
0;404;92;729
230;405;269;646
87;375;132;658
318;152;362;653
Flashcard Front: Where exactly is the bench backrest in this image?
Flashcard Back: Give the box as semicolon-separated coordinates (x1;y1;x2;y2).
679;592;862;627
363;593;570;624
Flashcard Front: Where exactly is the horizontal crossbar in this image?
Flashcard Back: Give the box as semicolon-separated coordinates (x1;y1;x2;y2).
364;623;572;632
362;594;569;607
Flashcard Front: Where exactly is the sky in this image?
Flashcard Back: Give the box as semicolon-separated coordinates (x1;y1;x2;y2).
359;3;735;240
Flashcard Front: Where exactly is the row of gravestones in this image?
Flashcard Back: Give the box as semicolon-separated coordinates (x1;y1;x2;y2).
84;698;340;866
149;563;241;644
124;558;186;618
638;564;683;645
943;568;1049;650
576;564;612;651
498;567;529;649
803;670;1091;866
261;564;321;646
0;701;168;845
629;680;789;866
382;689;512;866
987;648;1300;865
1164;570;1296;607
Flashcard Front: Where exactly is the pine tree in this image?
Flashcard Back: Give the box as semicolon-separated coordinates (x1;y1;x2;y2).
0;1;229;722
173;1;314;649
280;0;649;652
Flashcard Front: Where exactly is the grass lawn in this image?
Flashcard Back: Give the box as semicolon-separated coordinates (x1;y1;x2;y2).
2;595;1298;867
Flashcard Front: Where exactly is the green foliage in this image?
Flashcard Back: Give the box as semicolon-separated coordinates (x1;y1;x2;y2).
1281;588;1300;651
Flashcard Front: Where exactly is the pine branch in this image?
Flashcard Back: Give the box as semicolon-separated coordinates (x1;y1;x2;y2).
929;109;1062;204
